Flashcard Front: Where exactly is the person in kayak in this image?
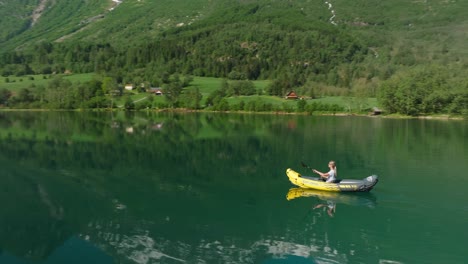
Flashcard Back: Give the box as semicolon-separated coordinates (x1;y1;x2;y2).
312;161;337;182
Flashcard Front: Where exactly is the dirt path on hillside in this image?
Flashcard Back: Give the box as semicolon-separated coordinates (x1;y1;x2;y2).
31;0;49;26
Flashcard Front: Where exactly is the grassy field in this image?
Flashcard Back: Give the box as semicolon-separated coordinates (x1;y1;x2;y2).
0;73;95;91
191;77;223;96
226;95;293;107
191;77;270;95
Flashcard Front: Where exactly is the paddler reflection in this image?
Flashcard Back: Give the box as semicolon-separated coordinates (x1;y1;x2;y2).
313;200;336;217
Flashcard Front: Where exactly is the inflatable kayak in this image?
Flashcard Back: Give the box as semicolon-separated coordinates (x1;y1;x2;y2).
286;168;378;192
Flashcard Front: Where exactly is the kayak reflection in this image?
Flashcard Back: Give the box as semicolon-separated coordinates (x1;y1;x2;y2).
286;187;377;211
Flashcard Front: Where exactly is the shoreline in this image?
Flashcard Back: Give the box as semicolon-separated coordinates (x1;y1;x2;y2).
0;108;465;120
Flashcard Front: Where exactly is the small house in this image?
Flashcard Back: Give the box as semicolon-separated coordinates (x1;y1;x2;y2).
124;84;134;91
285;91;299;100
148;87;163;95
370;107;383;116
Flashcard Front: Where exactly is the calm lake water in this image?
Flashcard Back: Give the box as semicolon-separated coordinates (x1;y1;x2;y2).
0;112;467;264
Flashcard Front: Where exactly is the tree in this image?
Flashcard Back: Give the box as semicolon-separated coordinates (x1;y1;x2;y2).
267;79;284;96
214;98;230;111
147;94;155;109
101;77;117;95
163;82;183;108
238;80;255;95
16;88;34;103
181;75;194;87
205;79;231;108
378;65;457;115
297;99;306;112
45;76;73;109
180;87;202;109
124;96;135;110
0;88;12;105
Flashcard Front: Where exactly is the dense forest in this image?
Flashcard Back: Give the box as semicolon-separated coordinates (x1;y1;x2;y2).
0;0;467;116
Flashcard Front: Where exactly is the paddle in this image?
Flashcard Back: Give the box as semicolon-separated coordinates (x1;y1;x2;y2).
301;161;314;171
301;161;324;181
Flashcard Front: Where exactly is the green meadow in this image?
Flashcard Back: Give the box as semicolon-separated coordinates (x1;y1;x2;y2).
0;73;95;91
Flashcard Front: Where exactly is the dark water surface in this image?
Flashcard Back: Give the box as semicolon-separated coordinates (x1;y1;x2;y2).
0;112;466;264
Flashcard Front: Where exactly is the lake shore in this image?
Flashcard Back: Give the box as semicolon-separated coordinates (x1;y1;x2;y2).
0;107;465;120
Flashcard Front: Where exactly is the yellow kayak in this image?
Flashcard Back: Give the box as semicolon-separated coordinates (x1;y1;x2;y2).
286;168;378;192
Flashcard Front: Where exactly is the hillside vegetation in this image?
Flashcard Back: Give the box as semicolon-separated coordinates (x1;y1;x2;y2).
0;0;466;116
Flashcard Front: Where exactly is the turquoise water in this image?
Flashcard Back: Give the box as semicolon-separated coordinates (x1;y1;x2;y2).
0;112;466;264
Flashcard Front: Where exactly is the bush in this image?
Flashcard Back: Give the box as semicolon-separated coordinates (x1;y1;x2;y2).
135;100;151;110
124;96;135;110
214;99;230;111
282;102;294;113
297;99;307;112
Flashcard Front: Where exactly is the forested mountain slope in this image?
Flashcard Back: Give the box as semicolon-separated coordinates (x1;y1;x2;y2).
0;0;218;49
3;0;467;58
0;0;467;115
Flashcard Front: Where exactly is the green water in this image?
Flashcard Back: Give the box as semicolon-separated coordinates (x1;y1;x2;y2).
0;112;466;264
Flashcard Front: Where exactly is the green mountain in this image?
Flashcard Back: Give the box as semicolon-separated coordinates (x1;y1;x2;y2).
2;0;468;73
0;0;467;115
0;0;216;48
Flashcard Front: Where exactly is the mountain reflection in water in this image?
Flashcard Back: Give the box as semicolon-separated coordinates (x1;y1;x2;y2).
0;111;466;264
